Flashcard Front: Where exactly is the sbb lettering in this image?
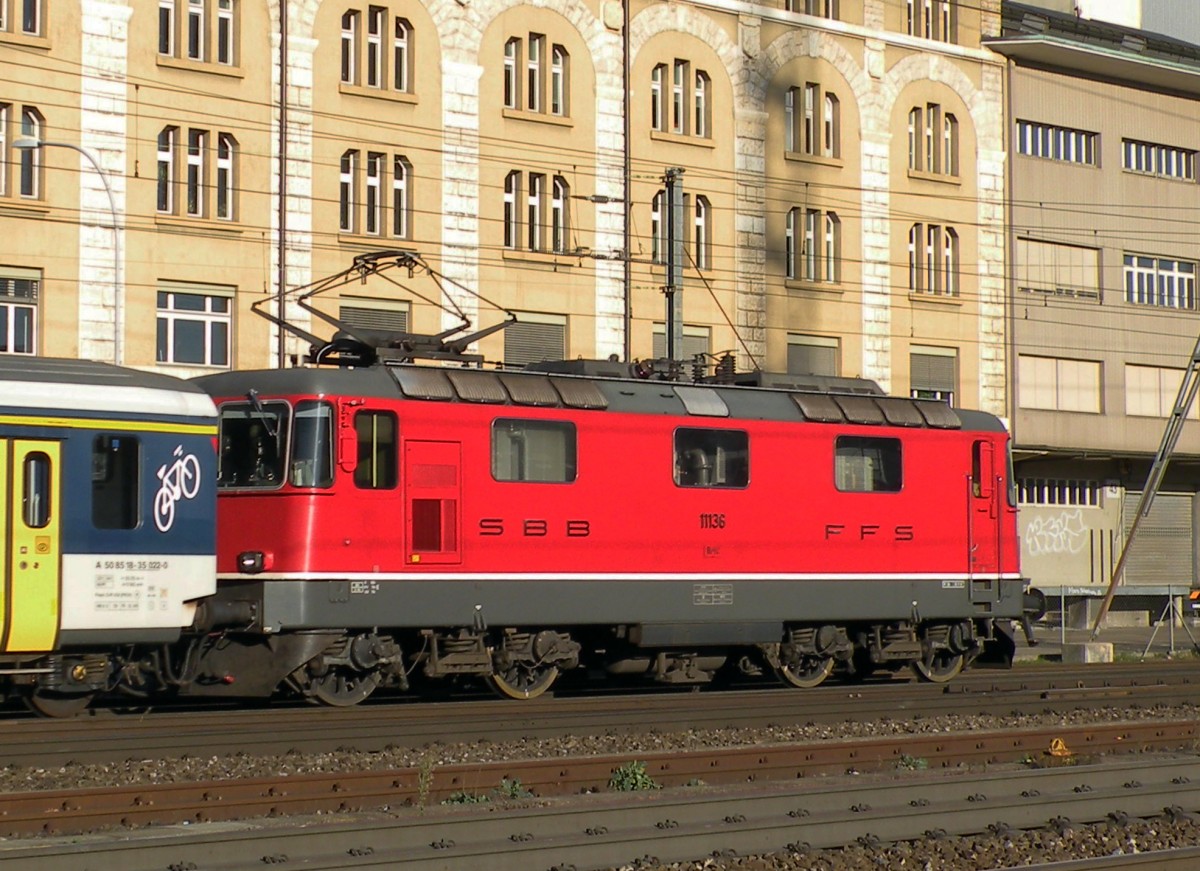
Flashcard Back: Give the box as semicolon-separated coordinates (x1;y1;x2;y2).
477;519;591;538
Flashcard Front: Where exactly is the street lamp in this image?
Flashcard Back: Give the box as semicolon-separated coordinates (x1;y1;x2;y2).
13;136;122;366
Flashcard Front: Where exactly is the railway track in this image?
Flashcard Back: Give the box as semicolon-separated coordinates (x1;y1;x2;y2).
3;731;1200;869
1;661;1198;767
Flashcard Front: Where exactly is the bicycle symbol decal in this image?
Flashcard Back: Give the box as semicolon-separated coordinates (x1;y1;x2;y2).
154;446;202;533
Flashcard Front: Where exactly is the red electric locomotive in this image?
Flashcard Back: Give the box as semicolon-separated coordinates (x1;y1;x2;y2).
183;252;1036;705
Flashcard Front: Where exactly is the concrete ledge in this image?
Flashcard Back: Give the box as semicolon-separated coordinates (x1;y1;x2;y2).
1061;642;1114;664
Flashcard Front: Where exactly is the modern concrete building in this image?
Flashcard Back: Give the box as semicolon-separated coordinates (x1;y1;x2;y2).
0;0;1009;416
989;2;1200;621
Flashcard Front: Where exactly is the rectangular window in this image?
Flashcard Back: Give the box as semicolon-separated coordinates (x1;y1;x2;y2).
0;269;38;355
392;155;409;238
21;0;39;36
156;285;232;367
366;6;384;88
0;104;6;197
835;436;901;493
187;0;204;60
217;0;234;65
365;152;383;235
527;33;543;113
910;347;956;406
1124;254;1195;309
1016;238;1101;300
22;451;50;528
394;18;410;91
504;37;519;109
159;0;175;54
652;323;711;361
340;150;357;233
1123;138;1195;180
157;127;176;213
216;133;234;220
1016;120;1097;166
787;334;838;377
1017;355;1102;413
186;129;205;216
674;428;749;489
341;10;358;84
651;64;664;132
1125;364;1200;419
354;411;398;489
18;108;38;199
803;82;817;155
527;172;544;252
291;400;334;488
1018;478;1102;507
672;59;686;134
491;419;577;482
217;401;289;488
92;435;140;529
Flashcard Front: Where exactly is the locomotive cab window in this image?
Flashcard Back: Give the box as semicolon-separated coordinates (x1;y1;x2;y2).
291;401;334;488
492;419;577;483
217;401;290;489
674;428;749;488
93;435;140;529
835;436;901;493
355;410;398;489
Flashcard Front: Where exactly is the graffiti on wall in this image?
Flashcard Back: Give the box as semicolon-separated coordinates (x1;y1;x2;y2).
1024;509;1088;557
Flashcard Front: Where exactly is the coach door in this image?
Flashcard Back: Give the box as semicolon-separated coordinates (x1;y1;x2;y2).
404;440;462;565
0;440;62;652
969;440;1001;599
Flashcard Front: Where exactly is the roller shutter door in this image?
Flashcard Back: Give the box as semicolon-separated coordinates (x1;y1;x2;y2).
1121;492;1194;586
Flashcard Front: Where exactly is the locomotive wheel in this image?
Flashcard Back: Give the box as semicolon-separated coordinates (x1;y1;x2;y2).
307;667;381;707
911;650;965;683
487;664;559;700
25;689;96;718
775;656;835;689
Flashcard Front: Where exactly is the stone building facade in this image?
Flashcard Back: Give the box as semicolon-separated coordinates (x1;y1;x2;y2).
0;0;1008;414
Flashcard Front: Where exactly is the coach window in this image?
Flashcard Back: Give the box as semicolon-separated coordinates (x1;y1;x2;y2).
217;401;290;488
22;452;51;528
835;436;901;493
674;428;749;488
492;419;576;482
292;401;334;488
93;436;140;529
355;410;397;489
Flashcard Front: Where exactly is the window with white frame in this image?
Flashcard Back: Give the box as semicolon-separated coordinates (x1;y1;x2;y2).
157;125;236;220
340;5;413;93
652;323;711;360
1125;364;1200;419
910;346;957;405
0;104;7;198
504;312;566;367
786;0;839;18
1017;355;1102;413
908;222;958;296
156;283;232;368
786;83;839;158
652;58;710;138
504;170;569;254
0;267;38;355
651;190;665;264
158;0;236;65
504;33;568;116
787;207;839;283
693;196;710;270
787;334;838;376
908;103;957;175
906;0;955;42
1122;138;1196;181
1017;478;1102;507
1124;254;1195;309
339;149;412;238
1016;121;1097;165
17;107;41;199
5;0;42;36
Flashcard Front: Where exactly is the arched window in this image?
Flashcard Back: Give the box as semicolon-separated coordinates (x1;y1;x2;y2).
694;196;710;270
823;212;840;282
216;133;236;220
157;126;177;213
503;38;520;109
186;128;206;216
526;34;543;113
19;108;41;199
504;170;520;248
550;46;568;116
393;18;411;92
784;88;796;153
650;64;665;131
339;150;358;232
651;190;665;264
392;156;411;239
551;176;569;253
694;71;710;139
823;93;839;158
785;208;797;279
340;10;358;84
365;152;383;235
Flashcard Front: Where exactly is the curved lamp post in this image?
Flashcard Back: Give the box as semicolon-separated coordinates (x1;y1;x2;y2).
13;135;122;365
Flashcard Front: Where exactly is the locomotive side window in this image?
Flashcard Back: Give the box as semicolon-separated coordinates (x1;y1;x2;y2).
674;428;749;488
291;401;335;488
22;452;51;528
835;436;901;493
491;419;577;483
217;401;290;488
92;435;140;529
355;411;398;489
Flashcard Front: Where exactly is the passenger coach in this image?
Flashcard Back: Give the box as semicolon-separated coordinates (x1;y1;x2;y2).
0;357;216;715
